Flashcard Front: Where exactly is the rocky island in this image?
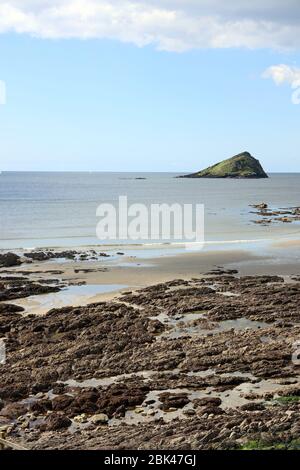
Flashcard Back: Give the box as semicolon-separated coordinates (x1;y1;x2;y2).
180;152;268;179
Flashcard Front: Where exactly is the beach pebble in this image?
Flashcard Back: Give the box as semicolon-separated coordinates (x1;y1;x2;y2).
134;407;144;414
73;414;88;424
89;413;109;425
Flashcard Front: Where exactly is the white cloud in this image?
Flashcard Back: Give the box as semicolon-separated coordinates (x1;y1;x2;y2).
0;1;299;52
263;64;300;104
263;64;300;89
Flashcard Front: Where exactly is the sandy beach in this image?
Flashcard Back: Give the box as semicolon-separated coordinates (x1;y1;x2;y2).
2;239;299;314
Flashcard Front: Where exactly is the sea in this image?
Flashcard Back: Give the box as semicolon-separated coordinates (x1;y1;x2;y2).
0;172;299;251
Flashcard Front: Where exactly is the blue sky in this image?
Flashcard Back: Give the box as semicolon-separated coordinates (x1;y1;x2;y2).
0;1;300;172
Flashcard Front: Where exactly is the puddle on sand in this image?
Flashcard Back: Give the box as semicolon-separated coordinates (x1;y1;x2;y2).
109;385;252;427
20;369;299;430
152;311;206;326
156;312;269;340
110;388;189;426
109;374;300;426
63;370;156;388
63;368;255;390
212;318;268;333
13;283;127;315
217;291;240;297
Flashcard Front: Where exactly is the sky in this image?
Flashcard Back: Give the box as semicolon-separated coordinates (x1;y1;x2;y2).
0;0;300;172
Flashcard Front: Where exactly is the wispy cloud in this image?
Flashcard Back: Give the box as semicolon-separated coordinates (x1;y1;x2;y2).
263;64;300;87
0;1;300;52
263;64;300;104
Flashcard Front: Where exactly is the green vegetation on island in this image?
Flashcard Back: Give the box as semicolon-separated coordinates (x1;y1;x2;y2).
181;151;268;179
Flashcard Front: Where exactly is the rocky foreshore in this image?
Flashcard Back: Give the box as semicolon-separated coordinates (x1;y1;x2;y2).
250;203;300;225
0;249;111;269
0;265;300;450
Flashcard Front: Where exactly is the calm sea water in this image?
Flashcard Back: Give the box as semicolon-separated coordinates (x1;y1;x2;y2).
0;172;299;249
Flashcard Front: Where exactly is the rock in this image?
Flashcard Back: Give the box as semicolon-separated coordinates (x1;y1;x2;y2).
180;152;268;179
250;204;300;225
51;383;68;395
24;252;52;262
134;407;144;414
0;403;27;419
145;399;156;406
42;413;72;431
96;384;149;418
251;203;268;209
30;399;52;414
253;219;272;225
24;250;77;262
183;408;196;416
0;278;61;302
159;392;190;411
240;402;265;411
0;303;24;314
69;390;100;415
52;395;74;411
193;397;222;408
0;253;22;268
73;414;88;424
89;413;109;424
205;268;238;276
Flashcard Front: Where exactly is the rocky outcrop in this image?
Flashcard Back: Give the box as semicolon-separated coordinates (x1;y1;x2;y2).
0;253;21;268
250;203;300;225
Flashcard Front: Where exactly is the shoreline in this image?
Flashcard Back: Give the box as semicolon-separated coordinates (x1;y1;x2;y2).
0;239;299;315
1;231;299;252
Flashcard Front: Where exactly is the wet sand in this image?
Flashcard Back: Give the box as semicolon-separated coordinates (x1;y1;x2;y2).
1;248;261;314
5;242;300;315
